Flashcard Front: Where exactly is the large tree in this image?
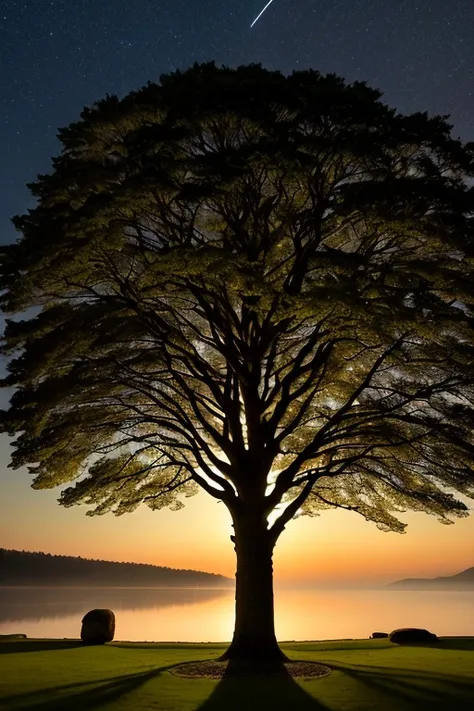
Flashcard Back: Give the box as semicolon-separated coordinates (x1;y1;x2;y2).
1;63;474;663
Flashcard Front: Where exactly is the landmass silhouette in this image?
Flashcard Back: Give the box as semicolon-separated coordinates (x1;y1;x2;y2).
389;567;474;590
0;549;233;588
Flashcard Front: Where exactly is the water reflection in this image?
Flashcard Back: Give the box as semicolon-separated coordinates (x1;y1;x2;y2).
1;587;473;643
0;586;235;641
0;587;229;623
0;586;231;623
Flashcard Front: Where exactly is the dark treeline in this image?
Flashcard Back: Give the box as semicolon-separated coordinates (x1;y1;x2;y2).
0;549;233;587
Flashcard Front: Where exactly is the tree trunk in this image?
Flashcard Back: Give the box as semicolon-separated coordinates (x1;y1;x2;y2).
219;512;288;663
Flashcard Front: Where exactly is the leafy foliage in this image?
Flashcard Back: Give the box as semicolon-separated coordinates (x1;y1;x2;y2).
1;62;474;539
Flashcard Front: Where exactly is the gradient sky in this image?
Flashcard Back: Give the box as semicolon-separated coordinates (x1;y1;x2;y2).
1;1;473;585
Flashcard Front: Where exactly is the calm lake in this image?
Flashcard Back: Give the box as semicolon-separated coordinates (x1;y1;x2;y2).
0;586;473;642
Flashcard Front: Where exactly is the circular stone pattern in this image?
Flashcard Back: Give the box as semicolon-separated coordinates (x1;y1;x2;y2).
171;660;332;680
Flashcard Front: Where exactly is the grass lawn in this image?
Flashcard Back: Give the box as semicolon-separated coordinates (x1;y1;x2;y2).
0;637;473;710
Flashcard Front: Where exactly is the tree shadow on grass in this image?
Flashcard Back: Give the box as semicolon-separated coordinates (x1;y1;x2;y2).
383;639;474;653
0;639;84;654
1;664;176;710
325;660;474;710
195;660;331;711
433;637;474;651
113;642;225;653
387;638;474;652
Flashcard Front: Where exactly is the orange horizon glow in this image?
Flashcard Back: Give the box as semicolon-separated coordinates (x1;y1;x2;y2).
1;454;473;587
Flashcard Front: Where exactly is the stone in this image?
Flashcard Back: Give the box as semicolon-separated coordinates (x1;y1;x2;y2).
389;627;438;645
370;632;389;639
81;609;115;645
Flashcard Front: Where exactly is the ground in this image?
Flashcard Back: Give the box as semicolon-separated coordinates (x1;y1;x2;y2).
0;637;473;710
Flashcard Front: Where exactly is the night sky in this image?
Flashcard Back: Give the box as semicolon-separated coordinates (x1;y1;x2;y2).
1;0;473;247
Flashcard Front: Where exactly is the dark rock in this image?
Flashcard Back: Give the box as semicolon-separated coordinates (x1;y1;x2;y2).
81;609;115;645
370;632;389;639
389;627;438;645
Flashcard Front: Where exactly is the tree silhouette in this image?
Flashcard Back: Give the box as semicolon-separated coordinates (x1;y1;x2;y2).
1;62;474;663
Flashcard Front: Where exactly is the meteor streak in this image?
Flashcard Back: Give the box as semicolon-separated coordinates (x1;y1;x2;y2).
250;0;275;28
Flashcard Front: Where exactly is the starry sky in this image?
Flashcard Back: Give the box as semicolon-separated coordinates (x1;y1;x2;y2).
1;0;473;582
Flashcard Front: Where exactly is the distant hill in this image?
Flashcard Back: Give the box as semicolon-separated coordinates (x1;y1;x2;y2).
0;549;233;588
388;566;474;590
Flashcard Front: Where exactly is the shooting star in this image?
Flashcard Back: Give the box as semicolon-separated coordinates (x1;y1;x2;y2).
250;0;275;28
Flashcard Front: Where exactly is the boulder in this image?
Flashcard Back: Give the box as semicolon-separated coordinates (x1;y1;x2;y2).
81;609;115;645
389;627;438;645
370;632;389;639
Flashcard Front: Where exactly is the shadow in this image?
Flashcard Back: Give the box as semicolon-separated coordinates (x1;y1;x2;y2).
0;639;84;654
328;660;473;680
387;637;474;652
113;642;225;652
1;664;177;710
436;637;474;651
195;660;330;711
325;660;474;710
388;642;442;649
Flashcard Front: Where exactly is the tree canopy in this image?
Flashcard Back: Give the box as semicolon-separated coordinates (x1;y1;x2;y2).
2;62;474;539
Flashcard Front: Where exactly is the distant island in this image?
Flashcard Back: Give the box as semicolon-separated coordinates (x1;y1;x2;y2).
0;549;233;588
388;566;474;590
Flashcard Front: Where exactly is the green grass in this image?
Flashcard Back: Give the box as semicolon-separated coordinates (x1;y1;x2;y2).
0;637;473;710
